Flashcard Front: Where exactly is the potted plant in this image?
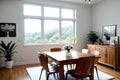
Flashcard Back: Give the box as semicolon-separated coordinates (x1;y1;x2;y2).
0;40;17;68
87;31;98;44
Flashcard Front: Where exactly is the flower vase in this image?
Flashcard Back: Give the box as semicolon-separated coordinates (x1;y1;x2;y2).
66;49;71;56
67;49;70;53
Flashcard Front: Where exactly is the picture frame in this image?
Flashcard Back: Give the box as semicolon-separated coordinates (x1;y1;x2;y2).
110;36;119;45
0;23;16;37
102;25;117;44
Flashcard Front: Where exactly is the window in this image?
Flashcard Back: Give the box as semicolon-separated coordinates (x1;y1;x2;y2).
61;9;74;18
24;3;76;45
24;19;41;44
44;20;59;43
24;4;41;16
61;21;74;43
44;7;59;17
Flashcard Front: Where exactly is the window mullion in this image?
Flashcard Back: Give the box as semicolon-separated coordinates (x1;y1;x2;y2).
41;6;44;44
74;9;76;19
59;8;62;43
74;21;76;43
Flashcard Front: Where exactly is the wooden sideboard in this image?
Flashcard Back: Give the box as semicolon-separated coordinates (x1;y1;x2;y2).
87;44;120;70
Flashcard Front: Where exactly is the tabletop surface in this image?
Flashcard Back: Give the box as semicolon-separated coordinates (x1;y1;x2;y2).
43;51;99;62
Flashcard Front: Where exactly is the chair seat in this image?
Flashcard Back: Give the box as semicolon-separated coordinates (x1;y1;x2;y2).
67;69;90;78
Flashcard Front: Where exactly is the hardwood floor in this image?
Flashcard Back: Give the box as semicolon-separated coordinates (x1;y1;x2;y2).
0;64;120;80
0;64;40;80
97;64;120;80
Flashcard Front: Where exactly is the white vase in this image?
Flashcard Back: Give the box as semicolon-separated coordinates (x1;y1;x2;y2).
5;60;13;68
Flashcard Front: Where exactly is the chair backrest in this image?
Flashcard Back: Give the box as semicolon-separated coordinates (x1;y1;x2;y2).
82;49;88;54
91;50;100;56
50;47;62;52
91;50;100;64
38;53;49;71
75;56;95;77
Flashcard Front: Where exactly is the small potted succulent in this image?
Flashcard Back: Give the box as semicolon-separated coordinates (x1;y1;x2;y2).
0;40;17;68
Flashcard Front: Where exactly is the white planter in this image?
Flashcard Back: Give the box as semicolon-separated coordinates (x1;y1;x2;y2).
5;60;13;68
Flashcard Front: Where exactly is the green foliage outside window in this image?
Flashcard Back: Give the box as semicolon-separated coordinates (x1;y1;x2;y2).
25;26;75;44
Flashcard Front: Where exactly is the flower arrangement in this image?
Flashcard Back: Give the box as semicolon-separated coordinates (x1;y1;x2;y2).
63;44;73;53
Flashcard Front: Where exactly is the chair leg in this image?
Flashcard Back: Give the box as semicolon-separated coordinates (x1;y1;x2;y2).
94;66;99;80
66;65;69;70
46;73;49;80
57;73;59;79
89;76;92;80
66;64;73;70
72;64;76;69
66;73;68;80
53;73;57;80
39;68;43;80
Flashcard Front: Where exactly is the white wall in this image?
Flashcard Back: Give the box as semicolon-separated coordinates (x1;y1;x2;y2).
0;0;92;67
92;0;120;40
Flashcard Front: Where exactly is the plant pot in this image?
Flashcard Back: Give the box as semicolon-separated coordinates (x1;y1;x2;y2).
5;60;13;68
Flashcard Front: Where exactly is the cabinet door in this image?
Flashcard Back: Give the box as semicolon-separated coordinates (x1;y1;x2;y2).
107;47;115;67
95;46;100;51
99;47;107;64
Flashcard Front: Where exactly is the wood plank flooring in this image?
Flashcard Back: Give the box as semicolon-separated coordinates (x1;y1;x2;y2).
97;64;120;80
0;64;120;80
0;64;40;80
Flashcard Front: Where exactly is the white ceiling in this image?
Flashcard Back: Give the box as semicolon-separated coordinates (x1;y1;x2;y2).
51;0;104;5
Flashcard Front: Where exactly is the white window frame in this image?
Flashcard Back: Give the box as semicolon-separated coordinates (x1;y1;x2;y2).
24;2;76;45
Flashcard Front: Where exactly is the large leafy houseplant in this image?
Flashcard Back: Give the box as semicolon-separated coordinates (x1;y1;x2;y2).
87;31;98;44
0;40;17;61
0;40;17;68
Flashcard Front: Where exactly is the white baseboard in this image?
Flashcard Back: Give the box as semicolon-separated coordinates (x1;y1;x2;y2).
0;61;40;67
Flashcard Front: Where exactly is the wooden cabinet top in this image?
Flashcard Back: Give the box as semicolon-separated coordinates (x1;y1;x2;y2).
87;44;120;48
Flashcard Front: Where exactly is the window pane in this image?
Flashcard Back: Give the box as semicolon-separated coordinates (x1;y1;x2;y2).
44;7;59;17
61;9;74;18
24;19;41;44
24;4;41;16
44;20;59;43
61;21;74;43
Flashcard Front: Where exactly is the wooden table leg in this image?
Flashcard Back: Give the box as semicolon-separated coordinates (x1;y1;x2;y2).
59;62;64;80
91;67;94;80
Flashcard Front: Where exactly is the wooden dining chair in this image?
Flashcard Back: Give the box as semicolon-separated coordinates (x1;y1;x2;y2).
82;49;100;80
38;53;59;80
50;47;62;64
82;49;89;54
66;56;95;80
50;47;62;52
